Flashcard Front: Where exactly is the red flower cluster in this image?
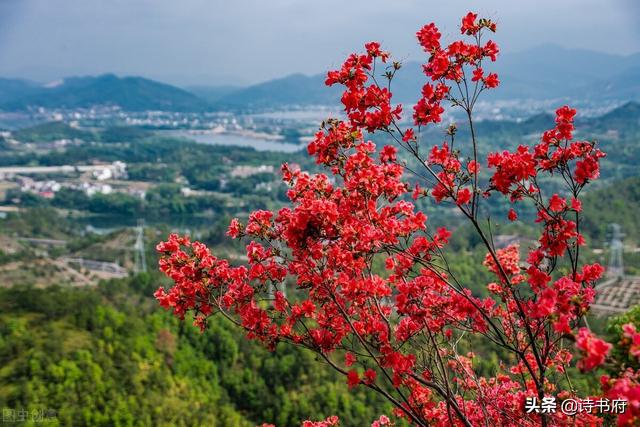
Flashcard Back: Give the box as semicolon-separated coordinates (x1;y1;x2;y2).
155;12;629;427
325;42;401;132
263;416;342;427
413;13;499;126
413;83;448;125
576;328;612;371
302;416;340;427
596;323;640;425
622;323;640;358
371;415;392;427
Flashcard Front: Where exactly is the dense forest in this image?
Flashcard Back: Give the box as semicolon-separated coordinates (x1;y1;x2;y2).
0;276;393;426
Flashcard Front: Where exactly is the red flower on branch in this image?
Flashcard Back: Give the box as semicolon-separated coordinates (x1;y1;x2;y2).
155;11;624;427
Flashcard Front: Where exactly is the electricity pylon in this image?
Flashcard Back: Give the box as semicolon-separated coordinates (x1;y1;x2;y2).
134;220;147;273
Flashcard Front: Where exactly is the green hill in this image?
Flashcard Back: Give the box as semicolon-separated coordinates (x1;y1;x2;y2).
1;74;210;112
0;78;40;101
12;121;93;142
215;73;340;109
582;176;640;243
0;277;391;426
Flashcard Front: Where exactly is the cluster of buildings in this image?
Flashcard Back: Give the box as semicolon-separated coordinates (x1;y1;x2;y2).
18;107;313;143
2;161;133;200
29;107;239;131
230;164;275;178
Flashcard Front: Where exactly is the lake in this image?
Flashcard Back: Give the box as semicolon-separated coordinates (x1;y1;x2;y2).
167;130;305;153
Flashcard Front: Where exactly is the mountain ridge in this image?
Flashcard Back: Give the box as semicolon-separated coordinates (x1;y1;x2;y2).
1;45;638;112
203;45;640;109
0;74;210;112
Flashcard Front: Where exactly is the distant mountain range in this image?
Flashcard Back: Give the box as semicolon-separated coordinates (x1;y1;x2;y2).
0;45;638;112
0;74;209;112
206;45;640;108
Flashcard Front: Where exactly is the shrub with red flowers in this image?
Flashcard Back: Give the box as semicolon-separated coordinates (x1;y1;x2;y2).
155;12;636;426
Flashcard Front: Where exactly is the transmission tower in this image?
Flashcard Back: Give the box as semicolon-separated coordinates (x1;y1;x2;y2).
607;223;624;279
134;220;147;273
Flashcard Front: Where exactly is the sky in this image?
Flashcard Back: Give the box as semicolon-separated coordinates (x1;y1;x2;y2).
0;0;638;87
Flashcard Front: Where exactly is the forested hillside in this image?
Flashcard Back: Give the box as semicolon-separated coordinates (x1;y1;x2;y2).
0;276;392;426
582;176;640;242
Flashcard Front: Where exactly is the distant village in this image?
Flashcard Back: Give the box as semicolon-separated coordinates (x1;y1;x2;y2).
0;161;145;202
0;105;316;207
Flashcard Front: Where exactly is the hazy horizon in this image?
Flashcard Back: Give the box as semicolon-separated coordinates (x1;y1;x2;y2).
1;0;639;87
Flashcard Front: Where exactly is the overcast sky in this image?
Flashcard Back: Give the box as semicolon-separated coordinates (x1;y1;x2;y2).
0;0;638;86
